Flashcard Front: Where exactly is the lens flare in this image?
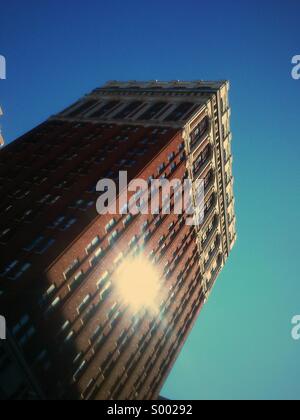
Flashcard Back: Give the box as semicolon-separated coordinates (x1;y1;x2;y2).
115;256;160;312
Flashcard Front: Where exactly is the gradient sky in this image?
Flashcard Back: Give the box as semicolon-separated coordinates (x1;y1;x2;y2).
1;0;300;400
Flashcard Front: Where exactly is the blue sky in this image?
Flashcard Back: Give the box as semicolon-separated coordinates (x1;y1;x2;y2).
1;0;300;400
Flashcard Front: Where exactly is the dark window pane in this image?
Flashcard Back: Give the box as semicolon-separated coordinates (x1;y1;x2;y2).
67;100;98;117
114;102;143;119
89;101;120;118
138;102;167;120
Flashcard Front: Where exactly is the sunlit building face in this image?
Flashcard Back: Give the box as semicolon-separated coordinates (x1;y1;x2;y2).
115;256;161;313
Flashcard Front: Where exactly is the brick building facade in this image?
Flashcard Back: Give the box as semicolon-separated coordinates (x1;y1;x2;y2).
0;81;236;400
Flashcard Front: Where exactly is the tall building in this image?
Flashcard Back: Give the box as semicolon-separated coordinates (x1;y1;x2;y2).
0;81;236;400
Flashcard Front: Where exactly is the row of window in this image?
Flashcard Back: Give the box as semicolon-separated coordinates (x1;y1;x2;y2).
204;236;221;269
11;314;36;348
0;180;204;287
74;250;200;397
67;244;197;387
66;98;197;124
24;236;55;254
201;214;218;247
1;124;151;219
145;297;204;399
1;130;182;249
128;269;202;398
190;116;210;149
193;144;211;176
46;210;180;317
0;260;31;280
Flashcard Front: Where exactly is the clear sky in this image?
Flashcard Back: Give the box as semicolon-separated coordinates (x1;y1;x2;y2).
1;0;300;400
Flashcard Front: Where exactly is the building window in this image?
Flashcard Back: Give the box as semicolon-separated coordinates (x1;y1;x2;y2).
129;236;138;249
114;101;143;119
142;230;150;244
60;320;70;334
77;295;91;314
46;296;61;315
124;160;137;168
169;222;175;231
49;196;61;205
49;216;65;229
69;271;84;292
18;209;34;223
66;99;98;118
37;238;55;254
138;102;166;120
168;152;175;162
114;253;124;266
165;102;194;122
123;213;133;227
32;175;48;185
100;282;112;301
154;215;162;227
178;142;185;152
108;231;119;245
73;360;87;382
64;330;74;343
90;248;103;267
24;236;44;252
86;236;100;255
193;145;210;176
157;163;165;175
38;194;61;205
0;260;19;277
170;162;177;173
39;194;51;204
49;216;77;230
63;259;80;280
41;284;56;303
13;190;30;200
63;218;77;230
72;352;83;366
190;116;210;148
11;263;31;280
97;271;109;290
141;221;149;232
35;349;48;364
108;302;118;320
105;218;116;233
24;236;55;254
71;199;94;211
159;235;165;246
89;101;120;118
12;314;30;335
18;326;36;347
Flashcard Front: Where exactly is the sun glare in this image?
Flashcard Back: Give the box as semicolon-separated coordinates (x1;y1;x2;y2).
115;256;161;313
